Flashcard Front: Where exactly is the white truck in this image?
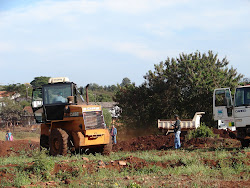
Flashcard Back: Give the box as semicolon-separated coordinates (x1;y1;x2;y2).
158;112;205;135
213;86;250;147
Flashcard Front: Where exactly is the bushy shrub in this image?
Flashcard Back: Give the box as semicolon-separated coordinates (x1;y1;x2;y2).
187;123;214;140
103;108;112;127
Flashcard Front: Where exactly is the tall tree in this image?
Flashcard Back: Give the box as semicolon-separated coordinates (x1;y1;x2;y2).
120;77;131;87
0;98;24;126
115;51;243;127
30;76;51;88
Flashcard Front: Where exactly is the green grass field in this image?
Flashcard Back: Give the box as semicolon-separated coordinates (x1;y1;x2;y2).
0;147;249;187
0;130;6;141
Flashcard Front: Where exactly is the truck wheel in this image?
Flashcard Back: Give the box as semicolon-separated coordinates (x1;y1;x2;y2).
40;135;49;150
49;128;69;156
102;136;112;155
240;139;249;148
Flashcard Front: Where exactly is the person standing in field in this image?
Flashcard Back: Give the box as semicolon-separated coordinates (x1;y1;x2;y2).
172;114;181;149
110;125;117;144
6;130;13;141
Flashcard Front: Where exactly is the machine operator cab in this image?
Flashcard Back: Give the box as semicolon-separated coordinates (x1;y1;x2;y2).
31;77;85;123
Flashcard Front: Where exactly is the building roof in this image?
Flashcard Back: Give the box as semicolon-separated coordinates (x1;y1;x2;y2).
23;106;33;114
0;91;20;99
0;91;11;98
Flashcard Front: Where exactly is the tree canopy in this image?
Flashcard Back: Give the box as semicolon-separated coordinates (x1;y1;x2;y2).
120;77;131;87
114;51;243;127
0;98;24;124
30;76;51;88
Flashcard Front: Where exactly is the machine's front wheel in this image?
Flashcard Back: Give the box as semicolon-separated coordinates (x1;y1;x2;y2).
49;128;69;156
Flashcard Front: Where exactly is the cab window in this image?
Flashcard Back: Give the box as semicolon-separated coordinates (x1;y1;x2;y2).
43;84;72;105
235;87;250;106
215;90;227;106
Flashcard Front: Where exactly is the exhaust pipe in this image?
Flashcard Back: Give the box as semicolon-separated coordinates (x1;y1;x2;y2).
86;84;89;105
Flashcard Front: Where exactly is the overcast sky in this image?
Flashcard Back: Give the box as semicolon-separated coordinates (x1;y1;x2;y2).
0;0;249;87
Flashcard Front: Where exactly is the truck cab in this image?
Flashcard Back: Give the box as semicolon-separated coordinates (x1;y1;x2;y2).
213;86;250;147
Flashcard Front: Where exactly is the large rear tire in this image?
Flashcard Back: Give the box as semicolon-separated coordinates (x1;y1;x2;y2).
49;128;69;156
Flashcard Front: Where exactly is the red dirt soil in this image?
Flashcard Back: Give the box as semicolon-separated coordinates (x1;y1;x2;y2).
0;140;39;157
0;128;239;157
113;129;240;152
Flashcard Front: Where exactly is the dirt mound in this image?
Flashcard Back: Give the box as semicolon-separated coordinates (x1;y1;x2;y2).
0;140;39;157
213;128;237;139
113;134;173;152
113;128;240;152
183;137;240;149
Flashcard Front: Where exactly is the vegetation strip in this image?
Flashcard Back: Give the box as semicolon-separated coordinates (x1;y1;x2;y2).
0;148;249;187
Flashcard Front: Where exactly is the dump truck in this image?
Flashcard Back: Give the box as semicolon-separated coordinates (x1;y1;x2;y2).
213;86;250;147
31;77;112;155
158;112;205;135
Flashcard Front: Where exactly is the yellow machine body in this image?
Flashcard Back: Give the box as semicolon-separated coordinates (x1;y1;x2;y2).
41;104;110;149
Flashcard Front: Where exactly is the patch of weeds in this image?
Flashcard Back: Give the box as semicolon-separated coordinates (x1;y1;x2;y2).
18;148;30;156
128;182;141;188
0;155;33;166
0;167;8;172
181;155;200;166
13;170;31;187
134;165;162;176
56;170;74;181
182;164;202;176
30;149;55;180
0;178;13;187
133;150;162;162
16;161;29;172
215;149;230;159
220;166;235;179
161;151;181;161
120;166;131;177
217;157;247;179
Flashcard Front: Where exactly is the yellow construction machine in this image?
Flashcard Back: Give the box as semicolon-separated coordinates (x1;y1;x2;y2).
31;77;112;155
